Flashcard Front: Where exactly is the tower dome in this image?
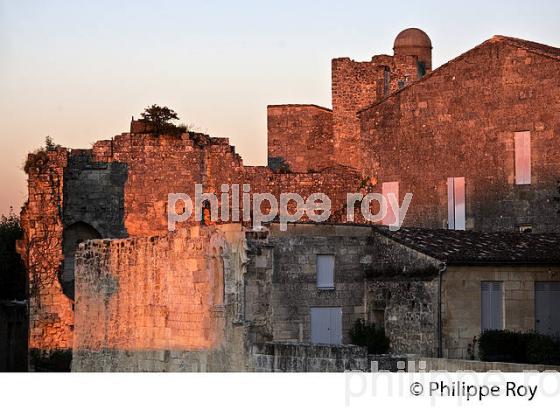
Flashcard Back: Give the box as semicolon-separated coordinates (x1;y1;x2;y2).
393;28;432;71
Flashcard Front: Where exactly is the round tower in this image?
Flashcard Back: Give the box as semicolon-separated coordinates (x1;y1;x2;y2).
393;28;432;72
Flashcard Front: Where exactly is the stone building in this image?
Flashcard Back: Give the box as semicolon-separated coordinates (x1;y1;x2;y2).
16;28;560;370
69;222;560;371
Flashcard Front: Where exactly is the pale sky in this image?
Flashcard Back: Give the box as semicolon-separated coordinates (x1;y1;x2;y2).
1;0;559;215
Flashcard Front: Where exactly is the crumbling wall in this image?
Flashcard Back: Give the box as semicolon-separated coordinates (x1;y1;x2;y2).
72;224;249;371
18;148;74;370
63;150;127;238
359;39;560;232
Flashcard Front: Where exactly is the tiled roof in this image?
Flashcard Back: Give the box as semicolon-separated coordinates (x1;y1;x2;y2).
376;227;560;265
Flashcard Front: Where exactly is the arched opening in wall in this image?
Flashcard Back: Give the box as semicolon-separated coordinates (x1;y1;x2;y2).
201;200;211;225
212;246;225;306
61;222;101;300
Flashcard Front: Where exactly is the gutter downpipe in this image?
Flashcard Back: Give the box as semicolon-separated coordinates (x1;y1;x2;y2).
437;262;447;359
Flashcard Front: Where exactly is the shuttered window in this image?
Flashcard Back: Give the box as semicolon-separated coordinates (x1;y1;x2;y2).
514;131;531;185
481;281;503;331
447;177;465;230
316;255;335;289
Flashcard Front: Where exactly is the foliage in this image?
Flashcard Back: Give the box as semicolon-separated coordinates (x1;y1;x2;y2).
349;318;390;354
140;104;186;135
0;209;26;300
23;136;60;174
479;330;560;365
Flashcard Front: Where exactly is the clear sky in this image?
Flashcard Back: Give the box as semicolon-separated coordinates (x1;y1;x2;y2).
1;0;559;215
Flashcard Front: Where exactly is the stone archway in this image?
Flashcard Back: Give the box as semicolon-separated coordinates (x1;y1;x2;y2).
61;222;101;300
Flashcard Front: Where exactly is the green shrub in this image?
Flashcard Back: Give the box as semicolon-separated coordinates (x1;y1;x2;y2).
479;330;560;365
527;334;560;365
349;319;390;354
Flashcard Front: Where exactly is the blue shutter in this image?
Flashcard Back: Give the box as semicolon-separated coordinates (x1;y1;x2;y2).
481;282;503;331
317;255;335;288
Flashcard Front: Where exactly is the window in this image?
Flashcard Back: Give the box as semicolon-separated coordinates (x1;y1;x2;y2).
383;68;390;96
382;181;399;226
316;255;335;289
481;282;503;331
310;307;342;344
514;131;531;185
447;177;466;230
417;61;426;78
535;282;560;337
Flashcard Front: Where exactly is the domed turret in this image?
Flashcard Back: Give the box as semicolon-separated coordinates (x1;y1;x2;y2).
393;28;432;72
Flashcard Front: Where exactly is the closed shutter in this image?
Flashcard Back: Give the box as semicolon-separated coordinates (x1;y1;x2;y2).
515;131;531;185
311;307;342;345
382;181;399;226
447;177;465;230
316;255;335;289
481;282;503;331
535;282;560;337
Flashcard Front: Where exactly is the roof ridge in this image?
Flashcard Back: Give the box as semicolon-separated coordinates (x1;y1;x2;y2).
357;35;560;115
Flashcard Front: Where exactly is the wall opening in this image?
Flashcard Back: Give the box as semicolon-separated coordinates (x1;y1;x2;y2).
61;222;101;300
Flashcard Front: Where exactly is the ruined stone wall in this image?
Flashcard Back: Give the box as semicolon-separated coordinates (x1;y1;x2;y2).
359;39;560;232
18;148;75;369
72;224;249;371
89;132;365;237
63;150;127;238
267;105;334;173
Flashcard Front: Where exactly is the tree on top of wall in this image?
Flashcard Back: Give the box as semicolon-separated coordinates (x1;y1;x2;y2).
140;105;186;135
0;209;26;300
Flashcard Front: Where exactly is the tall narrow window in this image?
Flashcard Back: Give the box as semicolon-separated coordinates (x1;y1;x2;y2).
514;131;531;185
481;282;503;331
382;181;399;226
447;177;465;230
383;68;390;96
316;254;335;289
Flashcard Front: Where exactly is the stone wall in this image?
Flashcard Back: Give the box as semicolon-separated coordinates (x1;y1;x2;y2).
442;265;560;359
72;224;249;371
417;357;560;372
18;148;75;369
359;37;560;232
367;280;438;357
250;342;369;372
267;104;334;173
331;55;420;170
63;150;127;238
246;223;440;355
